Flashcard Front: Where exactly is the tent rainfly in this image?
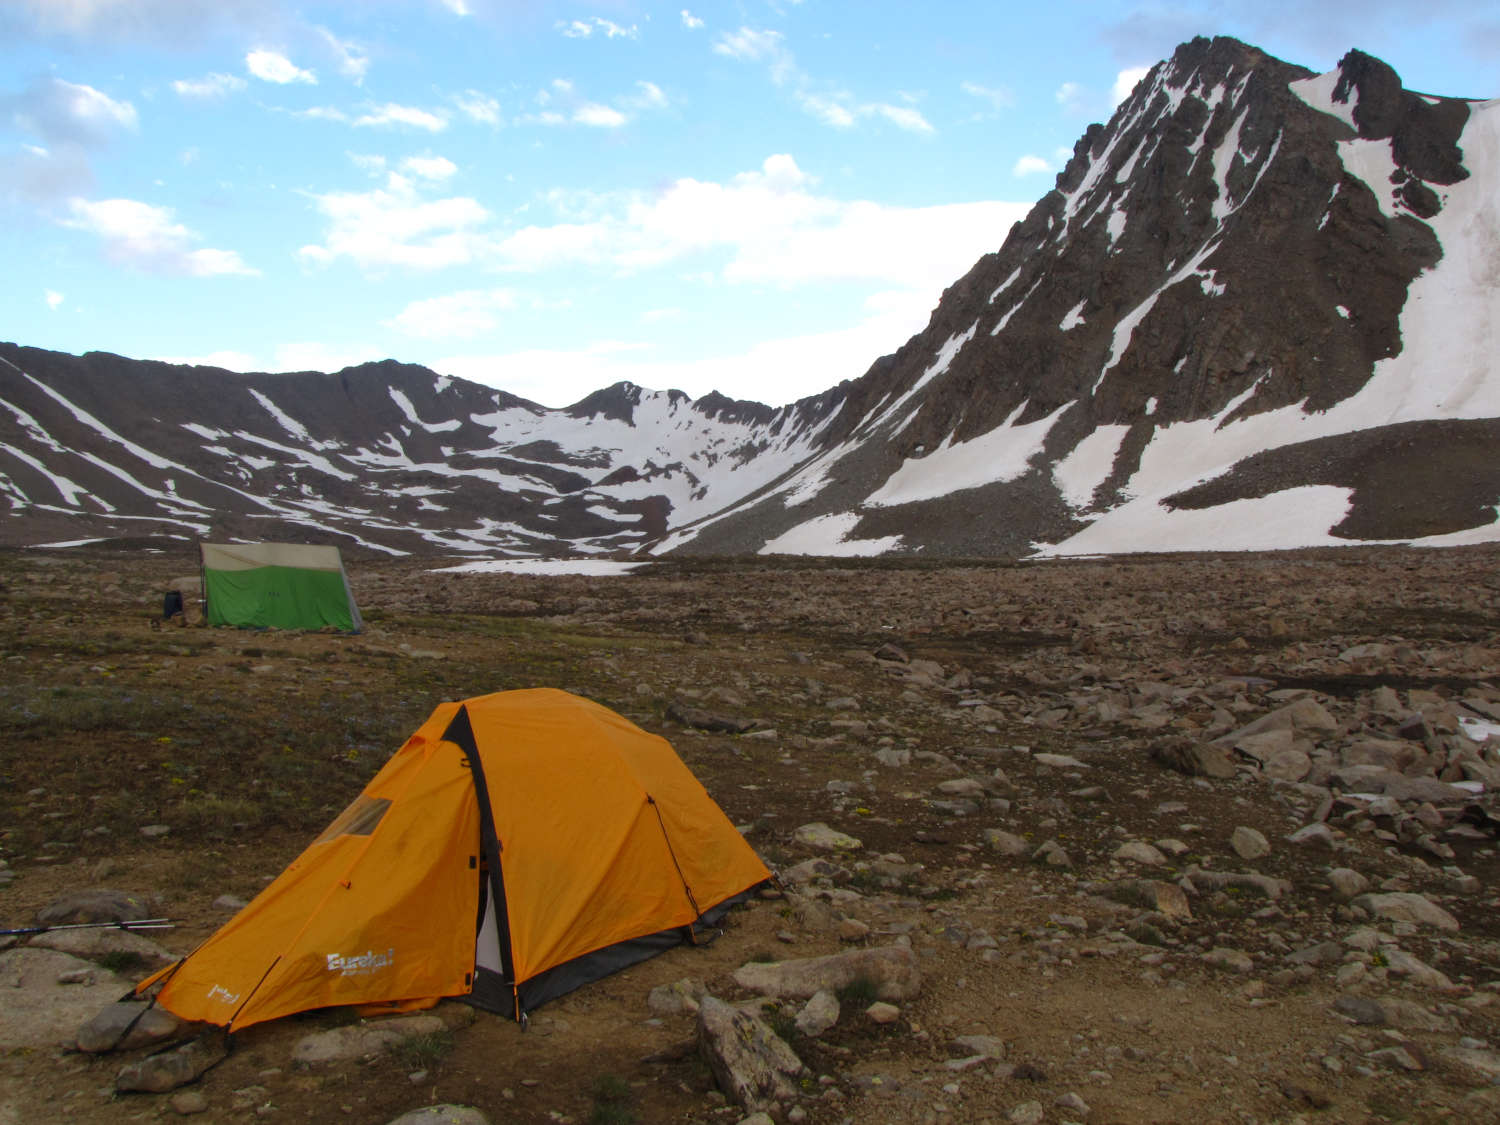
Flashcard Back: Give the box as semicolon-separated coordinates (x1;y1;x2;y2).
200;542;362;632
136;688;771;1029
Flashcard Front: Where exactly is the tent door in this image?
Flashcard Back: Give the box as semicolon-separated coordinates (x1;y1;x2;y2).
475;884;502;975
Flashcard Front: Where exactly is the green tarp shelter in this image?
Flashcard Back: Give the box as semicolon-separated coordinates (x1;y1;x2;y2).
201;542;362;632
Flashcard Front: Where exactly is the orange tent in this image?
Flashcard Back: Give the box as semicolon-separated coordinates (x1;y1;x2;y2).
137;689;770;1029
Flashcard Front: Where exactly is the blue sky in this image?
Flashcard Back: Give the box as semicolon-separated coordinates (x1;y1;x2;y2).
3;1;1495;408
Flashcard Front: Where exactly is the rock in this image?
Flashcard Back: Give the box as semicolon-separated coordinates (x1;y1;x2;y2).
115;1035;228;1093
1367;1045;1425;1072
984;828;1029;856
666;700;757;734
1202;947;1254;973
1286;823;1337;848
1350;892;1460;932
732;945;921;1002
1183;867;1290;899
385;1107;493;1125
1151;740;1238;779
0;948;132;1050
1034;753;1088;769
170;1089;209;1115
36;889;152;926
1333;995;1387;1025
792;822;863;852
951;1035;1006;1060
936;778;986;797
873;748;911;768
32;926;177;968
649;978;708;1016
1443;1046;1500;1080
837;918;871;942
1103;879;1192;921
291;1015;446;1066
866;1002;900;1024
1381;949;1454;990
794;990;839;1037
780;858;851;885
77;999;184;1053
1008;1101;1045;1125
697;996;804;1113
1112;841;1167;866
1229;826;1270;859
1285;942;1344;966
1327;868;1370;898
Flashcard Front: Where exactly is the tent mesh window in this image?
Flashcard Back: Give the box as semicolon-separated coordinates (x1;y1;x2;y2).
312;796;392;844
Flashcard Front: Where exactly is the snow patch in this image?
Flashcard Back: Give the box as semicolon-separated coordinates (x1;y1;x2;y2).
758;512;904;557
867;402;1067;507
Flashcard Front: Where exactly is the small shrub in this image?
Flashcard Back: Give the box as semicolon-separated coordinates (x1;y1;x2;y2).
393;1028;454;1070
588;1074;637;1125
835;975;879;1007
96;951;148;975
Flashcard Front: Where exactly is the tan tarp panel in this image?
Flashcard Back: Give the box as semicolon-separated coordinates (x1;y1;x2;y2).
139;689;769;1029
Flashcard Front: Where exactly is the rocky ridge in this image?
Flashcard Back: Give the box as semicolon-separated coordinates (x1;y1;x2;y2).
2;39;1497;559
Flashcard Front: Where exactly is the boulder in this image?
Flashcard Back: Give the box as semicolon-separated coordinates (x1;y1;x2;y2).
1350;892;1460;932
36;889;152;926
697;996;804;1113
793;990;840;1037
77;999;184;1053
115;1035;228;1093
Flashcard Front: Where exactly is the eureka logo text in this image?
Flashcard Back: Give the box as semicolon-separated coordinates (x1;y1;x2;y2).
326;948;395;976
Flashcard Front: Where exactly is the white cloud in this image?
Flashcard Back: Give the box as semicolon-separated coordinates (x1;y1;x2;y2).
45;289;64;310
434;293;940;409
625;81;668;110
297;105;349;122
681;10;704;30
298;175;489;271
172;72;247;99
63;197;258;276
354;103;447;131
1012;154;1053;176
7;77;137;147
246;49;316;85
1113;66;1152;105
488;153;1026;295
454;90;501;125
437;0;470;14
961;81;1013;113
1055;81;1085;113
319;27;371;83
558;17;638;39
871;103;933;133
575;103;627;128
388;288;519;339
402;155;457;180
715;26;927;132
714;27;791;77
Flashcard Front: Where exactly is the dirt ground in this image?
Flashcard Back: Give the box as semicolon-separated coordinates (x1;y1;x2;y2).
3;545;1500;1125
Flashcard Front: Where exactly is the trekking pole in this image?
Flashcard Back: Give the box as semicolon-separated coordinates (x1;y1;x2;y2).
0;918;174;938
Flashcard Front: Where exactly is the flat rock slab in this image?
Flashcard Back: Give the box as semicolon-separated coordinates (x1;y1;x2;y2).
386;1107;493;1125
31;927;177;968
37;889;153;926
1351;892;1460;932
792;822;863;851
292;1015;446;1066
732;945;921;1001
0;948;131;1049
